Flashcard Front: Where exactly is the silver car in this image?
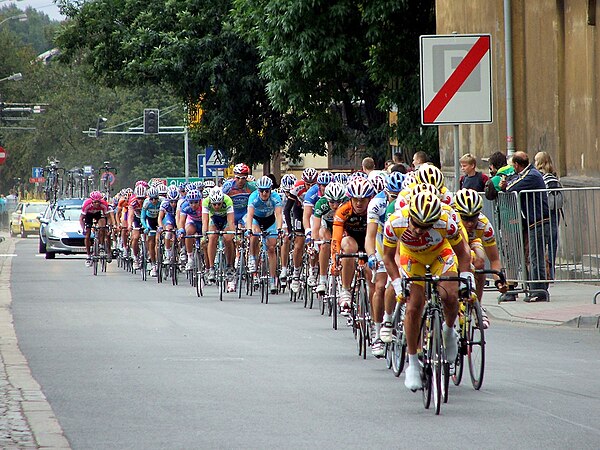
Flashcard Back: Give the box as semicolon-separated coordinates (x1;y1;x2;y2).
41;202;86;259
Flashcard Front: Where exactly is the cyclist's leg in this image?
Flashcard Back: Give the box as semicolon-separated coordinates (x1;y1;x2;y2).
184;220;198;269
434;250;460;362
317;227;331;291
207;222;219;269
280;224;290;279
265;225;278;279
340;236;358;290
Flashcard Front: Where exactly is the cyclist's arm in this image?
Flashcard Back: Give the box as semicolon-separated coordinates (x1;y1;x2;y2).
283;198;294;230
177;211;187;230
483;244;503;274
383;243;400;281
79;213;86;232
158;210;166;227
365;222;378;258
302;204;313;231
246;205;255;233
331;219;344;259
140;206;149;230
201;211;210;235
226;211;235;231
275;205;283;230
451;236;471;273
127;206;134;229
311;215;321;240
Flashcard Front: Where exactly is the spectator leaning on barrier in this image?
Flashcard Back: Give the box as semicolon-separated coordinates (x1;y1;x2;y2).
412;151;429;170
499;151;550;302
534;151;563;280
484;151;515;200
459;153;489;191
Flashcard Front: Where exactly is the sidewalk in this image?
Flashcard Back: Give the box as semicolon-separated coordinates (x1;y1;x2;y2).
0;232;70;449
481;280;600;329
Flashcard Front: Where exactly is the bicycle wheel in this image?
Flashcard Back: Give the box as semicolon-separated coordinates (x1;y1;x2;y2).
430;309;443;415
467;301;486;390
141;239;147;281
195;249;204;297
237;245;245;299
92;238;98;276
218;252;224;302
319;291;325;315
331;276;338;330
263;250;269;304
157;239;164;284
452;310;466;386
358;280;370;360
392;304;407;377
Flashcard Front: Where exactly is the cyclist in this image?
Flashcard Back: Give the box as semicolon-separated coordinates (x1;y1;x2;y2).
415;163;453;205
80;190;114;267
453;188;507;327
201;186;235;291
288;167;318;293
222;163;257;228
303;171;333;286
311;182;346;294
245;176;283;294
141;187;161;277
331;178;376;313
177;188;203;271
116;188;132;253
158;188;179;263
365;172;401;357
280;173;298;284
382;191;473;391
128;184;148;270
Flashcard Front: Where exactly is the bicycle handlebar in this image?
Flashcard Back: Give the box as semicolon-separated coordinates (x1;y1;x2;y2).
474;268;506;289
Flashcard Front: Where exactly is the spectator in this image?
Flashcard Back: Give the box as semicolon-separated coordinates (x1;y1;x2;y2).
534;151;562;279
393;152;411;172
361;157;376;175
267;173;280;189
0;195;6;229
411;151;429;170
389;163;407;174
484;151;515;200
459;153;489;191
384;160;394;172
500;151;550;302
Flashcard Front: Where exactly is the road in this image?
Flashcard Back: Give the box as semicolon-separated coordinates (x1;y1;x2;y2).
10;239;600;449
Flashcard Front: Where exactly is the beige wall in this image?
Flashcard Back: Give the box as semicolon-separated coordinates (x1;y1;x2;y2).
435;0;600;182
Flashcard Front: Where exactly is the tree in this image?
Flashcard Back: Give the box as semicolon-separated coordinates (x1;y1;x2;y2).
56;0;299;166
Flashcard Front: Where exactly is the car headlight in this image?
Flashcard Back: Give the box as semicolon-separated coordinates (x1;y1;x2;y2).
48;228;68;238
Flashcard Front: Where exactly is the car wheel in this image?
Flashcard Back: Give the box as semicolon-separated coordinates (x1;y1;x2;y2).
20;224;27;238
9;224;14;237
45;251;55;259
39;238;46;253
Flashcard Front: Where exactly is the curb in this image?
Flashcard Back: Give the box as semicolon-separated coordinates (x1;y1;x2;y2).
0;234;71;449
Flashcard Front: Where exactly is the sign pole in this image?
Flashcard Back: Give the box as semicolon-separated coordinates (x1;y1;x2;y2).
453;125;460;190
184;126;189;182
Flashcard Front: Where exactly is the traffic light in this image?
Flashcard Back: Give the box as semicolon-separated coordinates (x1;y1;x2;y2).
144;108;160;134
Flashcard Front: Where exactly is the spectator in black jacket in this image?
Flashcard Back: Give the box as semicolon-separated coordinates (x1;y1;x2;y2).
499;151;550;302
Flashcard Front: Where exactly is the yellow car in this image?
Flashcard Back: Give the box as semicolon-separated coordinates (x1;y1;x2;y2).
9;200;49;238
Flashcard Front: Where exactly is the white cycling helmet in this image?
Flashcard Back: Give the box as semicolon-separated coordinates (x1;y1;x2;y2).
134;184;147;198
209;187;225;204
324;182;346;202
346;178;375;199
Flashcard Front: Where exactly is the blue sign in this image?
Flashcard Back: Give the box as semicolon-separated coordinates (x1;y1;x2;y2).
204;146;228;168
198;155;226;178
32;167;43;178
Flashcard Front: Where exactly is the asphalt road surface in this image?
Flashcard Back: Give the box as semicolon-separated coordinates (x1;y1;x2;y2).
11;239;600;449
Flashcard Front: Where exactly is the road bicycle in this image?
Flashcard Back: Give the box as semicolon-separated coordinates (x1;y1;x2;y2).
206;230;237;301
184;234;206;297
452;269;505;390
402;266;470;415
251;230;273;304
337;252;371;359
90;224;111;276
313;239;331;315
43;158;65;204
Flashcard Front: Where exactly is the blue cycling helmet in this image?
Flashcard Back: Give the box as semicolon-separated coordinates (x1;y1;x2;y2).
186;189;201;201
178;183;188;192
386;172;404;193
166;189;180;201
317;171;333;185
256;176;274;190
351;171;368;180
281;174;297;191
333;173;348;185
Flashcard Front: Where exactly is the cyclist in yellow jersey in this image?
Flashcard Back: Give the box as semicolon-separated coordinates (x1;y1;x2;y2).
453;189;507;327
382;191;473;391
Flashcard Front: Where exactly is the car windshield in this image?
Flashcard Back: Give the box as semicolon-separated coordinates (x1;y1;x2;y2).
54;207;81;221
25;203;48;214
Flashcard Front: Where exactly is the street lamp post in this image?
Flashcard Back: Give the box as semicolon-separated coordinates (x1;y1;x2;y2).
0;72;23;83
0;13;27;27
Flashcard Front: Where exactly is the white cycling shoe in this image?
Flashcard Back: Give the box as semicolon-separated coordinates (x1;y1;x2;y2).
404;363;422;391
443;323;459;362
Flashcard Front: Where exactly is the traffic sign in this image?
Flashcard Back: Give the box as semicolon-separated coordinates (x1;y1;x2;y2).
0;147;6;165
29;177;45;183
83;165;93;175
205;146;228;168
32;167;44;178
100;171;116;186
420;34;492;125
166;177;202;188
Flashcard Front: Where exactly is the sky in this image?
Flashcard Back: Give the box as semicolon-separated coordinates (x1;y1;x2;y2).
4;0;65;21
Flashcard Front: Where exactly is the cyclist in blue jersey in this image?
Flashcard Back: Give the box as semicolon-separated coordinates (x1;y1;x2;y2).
222;163;257;226
141;187;162;277
303;171;332;287
245;176;283;293
177;189;203;271
158;188;179;264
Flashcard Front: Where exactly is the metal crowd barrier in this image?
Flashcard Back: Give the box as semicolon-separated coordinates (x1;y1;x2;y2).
482;187;600;296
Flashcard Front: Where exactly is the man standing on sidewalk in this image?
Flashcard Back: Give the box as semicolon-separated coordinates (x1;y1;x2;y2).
499;151;550;302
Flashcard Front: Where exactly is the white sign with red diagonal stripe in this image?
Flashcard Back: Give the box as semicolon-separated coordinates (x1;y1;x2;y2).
420;34;492;125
